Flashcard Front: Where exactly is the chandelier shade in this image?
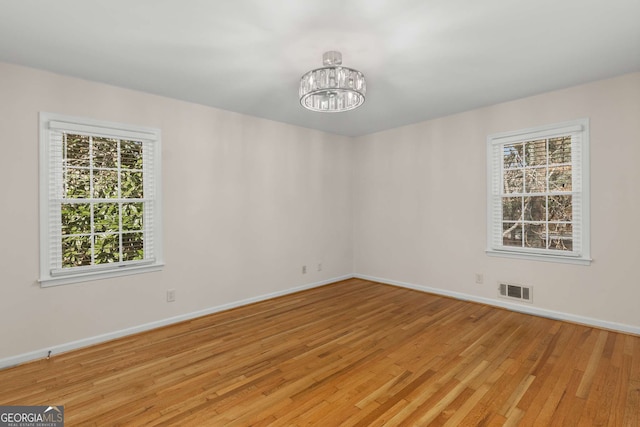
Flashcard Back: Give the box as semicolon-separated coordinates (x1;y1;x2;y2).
299;51;366;113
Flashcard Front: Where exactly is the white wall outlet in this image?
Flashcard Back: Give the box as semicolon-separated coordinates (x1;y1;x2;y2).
475;273;484;284
167;289;176;302
302;265;307;274
317;263;322;271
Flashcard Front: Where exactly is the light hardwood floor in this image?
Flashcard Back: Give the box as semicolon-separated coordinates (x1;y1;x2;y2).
1;278;639;426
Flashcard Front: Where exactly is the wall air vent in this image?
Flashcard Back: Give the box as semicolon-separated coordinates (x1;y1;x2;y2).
498;282;533;303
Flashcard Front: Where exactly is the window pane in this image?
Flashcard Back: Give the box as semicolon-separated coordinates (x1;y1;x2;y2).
503;143;524;169
122;232;144;261
488;120;587;263
62;235;92;268
524;168;546;193
549;166;572;191
122;202;143;231
503;169;523;194
64;134;90;167
549;195;572;221
41;114;161;283
502;197;522;221
93;137;118;169
94;203;120;233
524;196;546;221
502;222;522;247
93;170;119;198
524;223;546;248
525;139;547;166
61;203;91;235
121;140;143;169
121;171;143;198
94;234;120;264
549;137;571;164
65;168;90;198
548;223;573;251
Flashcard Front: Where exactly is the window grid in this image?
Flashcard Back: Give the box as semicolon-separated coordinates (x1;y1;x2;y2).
486;119;589;264
40;113;162;287
59;133;147;270
58;133;145;268
500;137;573;252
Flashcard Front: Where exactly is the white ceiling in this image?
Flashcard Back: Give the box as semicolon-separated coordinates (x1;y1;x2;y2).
1;0;639;137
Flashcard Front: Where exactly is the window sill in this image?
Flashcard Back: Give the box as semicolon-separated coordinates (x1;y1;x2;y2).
486;249;591;266
39;263;164;287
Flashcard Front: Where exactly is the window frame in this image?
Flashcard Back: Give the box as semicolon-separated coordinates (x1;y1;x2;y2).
486;119;591;265
39;112;164;287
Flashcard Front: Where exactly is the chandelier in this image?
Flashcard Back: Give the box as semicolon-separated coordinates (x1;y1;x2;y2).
299;51;366;113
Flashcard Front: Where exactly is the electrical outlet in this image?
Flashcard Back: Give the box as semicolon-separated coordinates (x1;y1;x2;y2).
475;273;484;284
167;289;176;302
317;263;322;271
302;265;307;274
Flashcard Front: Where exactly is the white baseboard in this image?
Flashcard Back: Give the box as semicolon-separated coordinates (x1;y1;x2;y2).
354;274;640;336
0;275;352;370
5;273;637;370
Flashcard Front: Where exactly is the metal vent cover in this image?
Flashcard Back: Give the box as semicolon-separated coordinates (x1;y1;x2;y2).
498;282;533;303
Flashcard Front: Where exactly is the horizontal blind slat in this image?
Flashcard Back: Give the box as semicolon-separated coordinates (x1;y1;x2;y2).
49;121;158;141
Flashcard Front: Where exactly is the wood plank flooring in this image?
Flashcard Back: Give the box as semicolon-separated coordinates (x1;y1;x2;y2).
1;278;639;426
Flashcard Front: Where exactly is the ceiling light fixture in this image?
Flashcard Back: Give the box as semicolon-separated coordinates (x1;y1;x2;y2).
299;51;366;113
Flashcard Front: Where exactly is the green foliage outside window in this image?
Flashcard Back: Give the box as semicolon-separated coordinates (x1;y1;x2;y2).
61;134;145;268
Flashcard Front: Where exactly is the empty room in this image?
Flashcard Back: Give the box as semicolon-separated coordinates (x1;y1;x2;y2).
0;0;639;425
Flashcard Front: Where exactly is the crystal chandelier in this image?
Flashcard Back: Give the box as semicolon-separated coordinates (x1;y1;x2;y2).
299;51;366;113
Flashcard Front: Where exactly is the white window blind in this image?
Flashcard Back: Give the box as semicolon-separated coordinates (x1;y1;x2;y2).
39;113;163;286
486;119;590;265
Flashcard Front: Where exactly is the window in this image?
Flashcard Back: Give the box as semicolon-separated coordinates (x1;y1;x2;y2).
39;113;163;286
487;119;590;265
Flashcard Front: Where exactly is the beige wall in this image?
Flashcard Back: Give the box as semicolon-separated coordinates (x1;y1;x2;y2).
1;61;638;365
0;62;353;362
353;72;640;331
